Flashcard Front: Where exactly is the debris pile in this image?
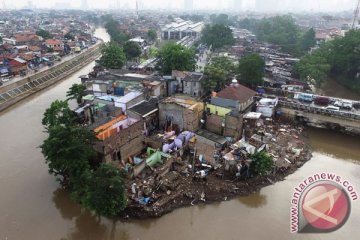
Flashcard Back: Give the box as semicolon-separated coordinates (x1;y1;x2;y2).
121;118;312;219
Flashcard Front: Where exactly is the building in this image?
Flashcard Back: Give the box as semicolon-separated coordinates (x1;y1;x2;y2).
2;38;16;45
256;98;278;118
114;91;145;113
15;33;40;46
204;103;243;139
44;39;64;52
159;97;204;132
8;57;27;75
162;18;204;40
127;98;159;136
92;115;145;163
182;72;204;97
192;129;227;164
129;37;146;47
142;80;166;97
211;80;256;113
172;70;204;97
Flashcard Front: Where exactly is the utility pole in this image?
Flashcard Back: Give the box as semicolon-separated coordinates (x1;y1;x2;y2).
352;0;360;29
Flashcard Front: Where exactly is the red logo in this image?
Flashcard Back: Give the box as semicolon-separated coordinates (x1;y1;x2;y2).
301;183;350;232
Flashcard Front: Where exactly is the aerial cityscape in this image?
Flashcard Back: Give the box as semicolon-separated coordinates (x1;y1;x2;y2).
0;0;359;239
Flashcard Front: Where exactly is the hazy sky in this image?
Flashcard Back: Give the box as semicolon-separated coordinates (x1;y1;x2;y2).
2;0;357;12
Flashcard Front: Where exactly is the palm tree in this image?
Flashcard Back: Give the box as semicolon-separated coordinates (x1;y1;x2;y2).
66;83;86;105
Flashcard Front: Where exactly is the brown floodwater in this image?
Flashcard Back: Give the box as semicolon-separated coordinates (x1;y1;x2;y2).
0;28;360;240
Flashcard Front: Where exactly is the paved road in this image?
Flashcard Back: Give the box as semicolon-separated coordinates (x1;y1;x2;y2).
196;48;210;72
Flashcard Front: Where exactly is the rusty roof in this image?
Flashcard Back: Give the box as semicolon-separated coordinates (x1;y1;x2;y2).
216;84;256;103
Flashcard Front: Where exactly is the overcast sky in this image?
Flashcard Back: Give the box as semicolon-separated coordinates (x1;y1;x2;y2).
2;0;357;12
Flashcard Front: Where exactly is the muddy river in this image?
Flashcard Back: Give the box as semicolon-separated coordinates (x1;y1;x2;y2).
0;28;359;240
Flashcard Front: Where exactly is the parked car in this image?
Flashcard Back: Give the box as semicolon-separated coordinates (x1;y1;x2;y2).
314;96;330;105
334;100;353;110
353;102;360;110
324;105;340;111
298;93;314;102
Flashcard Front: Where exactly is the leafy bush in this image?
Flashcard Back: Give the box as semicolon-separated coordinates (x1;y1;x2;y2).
250;151;274;175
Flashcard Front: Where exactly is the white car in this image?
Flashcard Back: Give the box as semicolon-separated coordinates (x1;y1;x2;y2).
334;100;353;110
324;105;340;111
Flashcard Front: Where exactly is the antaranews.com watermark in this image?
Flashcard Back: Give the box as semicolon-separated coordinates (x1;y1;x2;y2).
290;172;358;233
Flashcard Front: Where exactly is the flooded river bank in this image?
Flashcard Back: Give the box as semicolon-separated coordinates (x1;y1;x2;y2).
0;28;359;240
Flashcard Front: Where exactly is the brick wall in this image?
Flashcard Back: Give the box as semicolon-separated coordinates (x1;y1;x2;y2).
205;114;223;135
224;114;243;140
194;135;218;164
159;103;184;130
183;108;202;132
95;120;145;162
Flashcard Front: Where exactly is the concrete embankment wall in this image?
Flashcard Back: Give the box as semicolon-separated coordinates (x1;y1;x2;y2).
0;44;102;112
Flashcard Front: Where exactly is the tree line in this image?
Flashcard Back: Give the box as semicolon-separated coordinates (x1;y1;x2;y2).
238;16;316;57
100;16;157;69
294;29;360;92
203;54;265;93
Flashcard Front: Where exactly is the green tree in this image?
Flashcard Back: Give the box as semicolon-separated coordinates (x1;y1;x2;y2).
258;16;301;55
36;29;53;39
156;42;196;75
0;36;2;43
147;29;157;42
250;151;274;175
66;83;87;104
210;14;231;26
40;124;97;187
42;100;77;129
123;41;142;60
240;16;303;56
237;54;265;87
238;18;261;31
104;18;129;45
149;47;159;58
326;30;360;80
201;24;235;49
64;32;75;41
203;57;235;92
294;52;330;86
99;42;126;69
87;164;127;217
300;28;316;52
47;47;54;53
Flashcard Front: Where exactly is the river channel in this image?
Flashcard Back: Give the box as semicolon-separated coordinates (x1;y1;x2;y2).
0;28;359;240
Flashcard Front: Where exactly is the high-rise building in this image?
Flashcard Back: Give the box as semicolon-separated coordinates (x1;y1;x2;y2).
232;0;242;12
184;0;193;11
255;0;278;12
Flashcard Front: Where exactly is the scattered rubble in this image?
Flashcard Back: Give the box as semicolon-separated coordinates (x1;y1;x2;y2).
120;119;312;219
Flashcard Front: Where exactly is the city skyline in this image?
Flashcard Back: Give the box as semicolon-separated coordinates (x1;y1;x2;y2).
0;0;357;12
